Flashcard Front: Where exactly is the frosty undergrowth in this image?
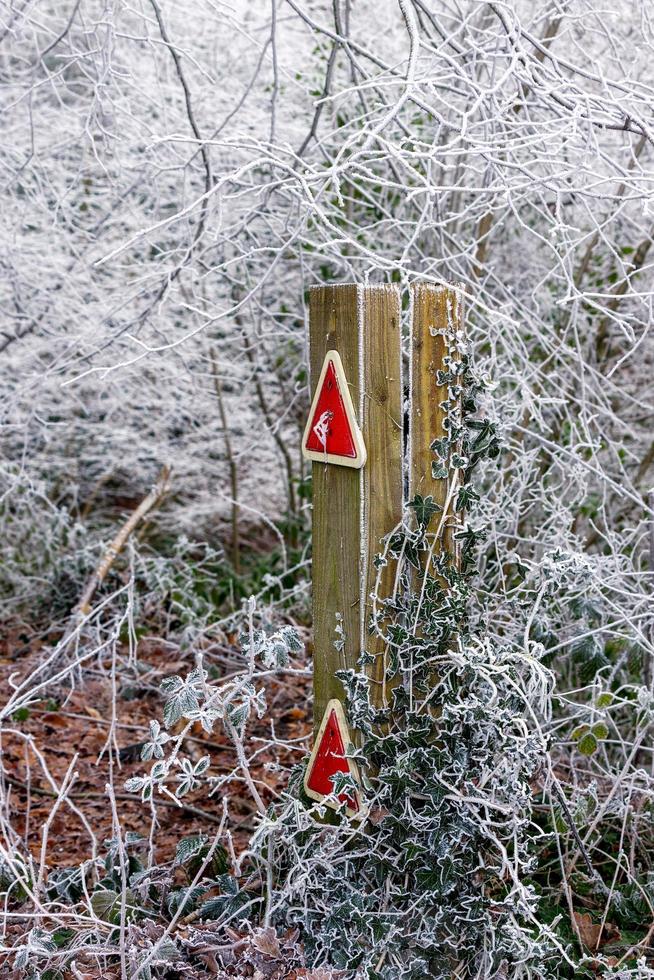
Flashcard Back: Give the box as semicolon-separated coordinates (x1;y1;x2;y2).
115;338;568;978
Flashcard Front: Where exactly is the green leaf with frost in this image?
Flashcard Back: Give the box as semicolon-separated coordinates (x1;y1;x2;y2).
91;887;138;923
175;834;208;866
577;731;598;756
408;494;442;526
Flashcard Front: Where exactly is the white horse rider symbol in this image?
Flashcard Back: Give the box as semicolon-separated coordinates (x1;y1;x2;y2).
312;409;334;450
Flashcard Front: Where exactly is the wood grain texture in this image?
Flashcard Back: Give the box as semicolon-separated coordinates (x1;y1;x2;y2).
310;284;403;730
410;283;464;557
310;285;362;731
361;285;403;709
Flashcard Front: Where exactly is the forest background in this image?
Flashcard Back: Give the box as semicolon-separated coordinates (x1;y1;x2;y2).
1;0;654;977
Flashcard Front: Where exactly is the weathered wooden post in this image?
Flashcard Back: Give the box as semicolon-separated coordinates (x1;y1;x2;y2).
302;281;463;814
410;283;464;562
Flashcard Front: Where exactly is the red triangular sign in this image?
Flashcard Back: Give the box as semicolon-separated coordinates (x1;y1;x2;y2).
302;351;366;468
304;699;361;816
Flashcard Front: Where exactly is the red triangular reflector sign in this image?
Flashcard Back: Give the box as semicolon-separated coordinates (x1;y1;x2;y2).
304;699;361;817
302;351;366;468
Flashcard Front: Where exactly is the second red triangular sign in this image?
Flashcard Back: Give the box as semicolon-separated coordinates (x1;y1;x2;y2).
304;699;361;817
302;351;366;468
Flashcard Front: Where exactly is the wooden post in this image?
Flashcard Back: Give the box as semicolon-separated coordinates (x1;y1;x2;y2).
309;284;402;731
410;282;465;561
361;286;403;711
304;281;466;810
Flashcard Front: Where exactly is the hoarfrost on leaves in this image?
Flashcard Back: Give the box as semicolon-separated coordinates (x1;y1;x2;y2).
0;0;653;975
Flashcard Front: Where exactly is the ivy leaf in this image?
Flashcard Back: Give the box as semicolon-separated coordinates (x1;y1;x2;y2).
408;494;442;527
455;484;480;511
430;437;450;458
279;625;302;653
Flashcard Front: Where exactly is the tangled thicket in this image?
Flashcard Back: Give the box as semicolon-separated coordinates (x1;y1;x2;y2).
1;0;654;977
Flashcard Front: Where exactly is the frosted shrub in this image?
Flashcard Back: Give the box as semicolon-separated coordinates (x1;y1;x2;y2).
245;354;563;978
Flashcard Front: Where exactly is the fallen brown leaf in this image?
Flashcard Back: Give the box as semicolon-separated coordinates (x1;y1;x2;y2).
42;712;69;728
573;911;621;952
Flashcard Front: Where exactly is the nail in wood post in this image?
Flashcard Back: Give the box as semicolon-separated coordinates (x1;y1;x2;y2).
410;283;465;560
309;284;402;732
